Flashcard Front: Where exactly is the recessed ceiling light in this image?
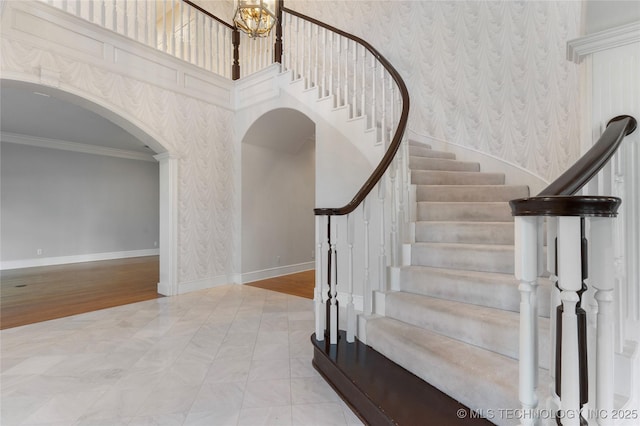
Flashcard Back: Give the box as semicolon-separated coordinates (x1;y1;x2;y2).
33;91;50;97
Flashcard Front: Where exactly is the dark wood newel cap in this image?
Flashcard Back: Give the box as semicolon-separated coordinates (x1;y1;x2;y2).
509;196;621;217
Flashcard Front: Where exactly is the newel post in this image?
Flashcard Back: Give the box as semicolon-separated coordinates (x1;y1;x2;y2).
514;215;541;425
274;0;283;63
232;28;240;80
590;217;616;424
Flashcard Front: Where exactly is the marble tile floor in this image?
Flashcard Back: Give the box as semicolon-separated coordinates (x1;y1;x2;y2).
1;284;363;426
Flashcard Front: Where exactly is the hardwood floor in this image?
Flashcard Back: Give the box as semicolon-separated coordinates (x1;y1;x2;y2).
245;270;315;299
1;259;314;330
0;256;161;330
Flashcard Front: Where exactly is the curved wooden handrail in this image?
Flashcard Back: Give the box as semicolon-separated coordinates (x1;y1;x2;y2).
539;115;637;197
280;7;411;216
510;115;636;217
182;0;235;30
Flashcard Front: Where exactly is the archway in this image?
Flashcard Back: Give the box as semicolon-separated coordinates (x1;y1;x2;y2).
240;108;316;284
0;79;178;301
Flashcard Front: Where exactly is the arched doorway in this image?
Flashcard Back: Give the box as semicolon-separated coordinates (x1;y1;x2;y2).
240;108;316;285
0;79;178;326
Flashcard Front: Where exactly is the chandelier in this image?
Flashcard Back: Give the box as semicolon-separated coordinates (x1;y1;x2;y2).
233;0;277;38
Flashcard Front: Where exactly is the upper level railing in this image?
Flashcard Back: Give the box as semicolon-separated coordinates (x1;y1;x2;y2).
509;115;637;425
42;0;236;78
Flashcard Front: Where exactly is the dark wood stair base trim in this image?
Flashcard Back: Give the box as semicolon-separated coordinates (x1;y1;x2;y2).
311;332;493;426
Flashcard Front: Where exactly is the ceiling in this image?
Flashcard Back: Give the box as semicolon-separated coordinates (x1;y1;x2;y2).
0;83;152;154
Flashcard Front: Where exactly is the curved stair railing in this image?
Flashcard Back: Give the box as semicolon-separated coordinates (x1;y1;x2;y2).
509;115;637;425
279;6;410;345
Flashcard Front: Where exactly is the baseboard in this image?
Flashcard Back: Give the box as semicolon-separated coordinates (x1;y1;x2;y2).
239;261;315;284
0;248;160;270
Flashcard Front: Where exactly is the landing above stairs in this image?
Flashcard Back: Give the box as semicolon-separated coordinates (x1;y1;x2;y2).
311;331;493;426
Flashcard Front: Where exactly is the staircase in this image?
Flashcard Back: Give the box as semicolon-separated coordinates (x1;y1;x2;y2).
364;140;552;425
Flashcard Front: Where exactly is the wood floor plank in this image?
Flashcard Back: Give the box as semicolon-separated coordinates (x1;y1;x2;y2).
0;256;161;330
245;270;314;299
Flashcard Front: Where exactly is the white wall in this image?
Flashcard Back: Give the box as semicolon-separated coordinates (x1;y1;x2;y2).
287;0;583;184
1;142;159;267
241;138;315;275
583;1;640;34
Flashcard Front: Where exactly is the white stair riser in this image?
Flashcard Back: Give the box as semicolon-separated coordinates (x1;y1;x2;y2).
399;266;552;316
412;170;505;185
416;185;529;202
408;146;456;159
409;156;480;172
411;243;515;274
415;221;515;244
417;202;514;222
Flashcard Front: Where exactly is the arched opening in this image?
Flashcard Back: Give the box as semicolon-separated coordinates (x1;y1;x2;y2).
240;108;316;291
0;80;175;327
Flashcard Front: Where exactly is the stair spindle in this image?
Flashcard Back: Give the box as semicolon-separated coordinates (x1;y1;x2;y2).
347;213;356;343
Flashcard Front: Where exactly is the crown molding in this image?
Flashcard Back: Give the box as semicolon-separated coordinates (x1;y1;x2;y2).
567;21;640;63
1;132;157;162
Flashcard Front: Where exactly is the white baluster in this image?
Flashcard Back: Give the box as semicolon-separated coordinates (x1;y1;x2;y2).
360;46;366;124
378;179;386;294
329;216;338;345
371;55;376;135
514;215;540;425
547;217;561;410
363;199;371;315
314;215;325;341
389;159;398;267
352;40;357;117
590;217;616;425
314;25;319;92
557;216;584;426
347;213;356;343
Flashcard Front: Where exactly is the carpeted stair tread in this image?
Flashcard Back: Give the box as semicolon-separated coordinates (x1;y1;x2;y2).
417;201;514;222
411;242;515;274
415;221;515;244
384;291;550;369
409;145;456;159
412;170;505;185
408;140;432;149
416;185;529;202
398;265;551;317
409;156;480;172
366;317;546;425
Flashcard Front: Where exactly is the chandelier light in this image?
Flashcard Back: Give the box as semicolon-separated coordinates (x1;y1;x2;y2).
233;0;277;38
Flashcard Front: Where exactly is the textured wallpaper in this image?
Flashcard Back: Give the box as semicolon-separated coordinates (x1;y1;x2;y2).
287;0;582;182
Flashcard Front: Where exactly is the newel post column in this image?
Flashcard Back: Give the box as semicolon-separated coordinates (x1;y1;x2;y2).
590;217;616;424
514;215;540;425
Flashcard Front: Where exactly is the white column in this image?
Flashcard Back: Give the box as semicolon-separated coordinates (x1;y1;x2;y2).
346;213;356;343
557;216;584;426
546;217;561;412
590;217;616;425
153;153;178;296
314;215;325;341
329;216;338;345
363;199;371;315
514;215;540;425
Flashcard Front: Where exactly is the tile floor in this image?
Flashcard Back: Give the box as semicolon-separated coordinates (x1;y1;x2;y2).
1;285;363;425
